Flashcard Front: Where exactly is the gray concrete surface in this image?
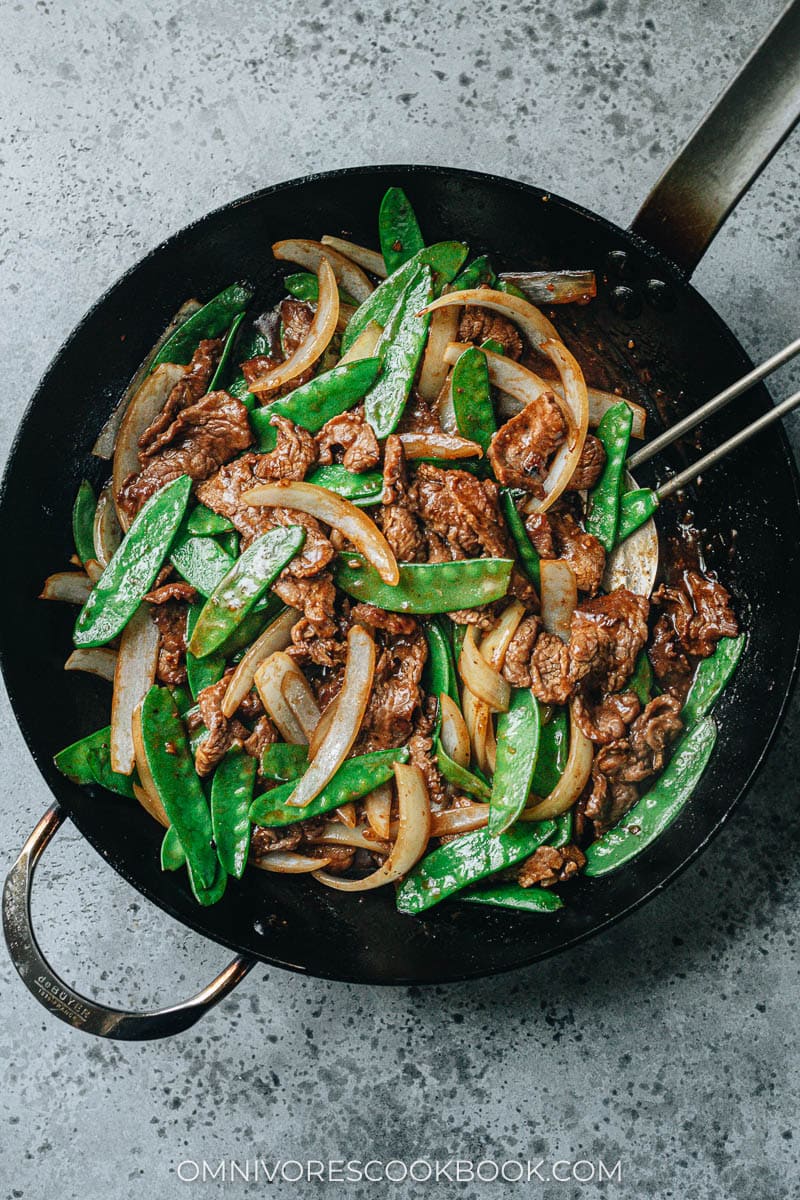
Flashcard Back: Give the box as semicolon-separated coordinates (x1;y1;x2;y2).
1;1;798;1197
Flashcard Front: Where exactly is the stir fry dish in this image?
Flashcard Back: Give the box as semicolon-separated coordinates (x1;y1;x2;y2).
46;187;744;913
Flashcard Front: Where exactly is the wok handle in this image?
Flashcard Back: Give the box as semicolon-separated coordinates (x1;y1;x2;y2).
630;0;800;275
3;804;255;1040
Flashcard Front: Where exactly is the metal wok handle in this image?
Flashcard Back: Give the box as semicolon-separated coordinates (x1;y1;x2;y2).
630;0;800;275
3;804;255;1040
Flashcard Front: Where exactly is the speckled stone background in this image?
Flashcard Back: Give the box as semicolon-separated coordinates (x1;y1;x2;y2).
2;1;798;1197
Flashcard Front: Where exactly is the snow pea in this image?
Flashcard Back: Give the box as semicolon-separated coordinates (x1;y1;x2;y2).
224;326;271;405
170;523;235;596
480;338;505;355
395;819;556;914
364;266;433;438
216;530;239;558
489;689;542;835
618;487;659;543
379;187;425;274
250;747;409;826
340;241;468;354
74;474;192;647
435;739;491;801
424;618;460;706
140;686;217;891
462;884;563;913
333;553;513;614
550;810;573;848
186;504;234;536
150;283;254;370
208;311;246;392
170;685;194;718
72;479;96;564
54;726;136;798
583;717;717;877
682;634;745;727
306;465;383;507
211;746;256;878
185;603;226;699
249;357;383;450
451;254;496;291
500;489;541;588
284;271;357;306
160;825;186;871
261;743;309;782
189;859;228;906
450;345;496;451
496;279;527;300
188;526;305;658
628;651;654;707
585;402;633;552
530;707;568;796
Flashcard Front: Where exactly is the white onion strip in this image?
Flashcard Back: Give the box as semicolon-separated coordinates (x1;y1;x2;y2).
418;305;459;401
307;822;390;853
112;362;187;530
254;652;317;743
313;762;430;891
338;320;383;365
334;801;357;829
399;431;482;460
222;607;298;718
321;235;387;278
248;259;339;394
364;782;393;840
540;559;577;642
273;237;375;303
252;851;332;873
459;626;511;712
40;572;93;604
307;698;337;760
522;699;593;821
93;486;123;568
286;625;375;808
480;600;526;667
462;685;496;776
65;648;117;683
430;803;490;837
111;604;159;775
439;692;470;768
242;479;399;585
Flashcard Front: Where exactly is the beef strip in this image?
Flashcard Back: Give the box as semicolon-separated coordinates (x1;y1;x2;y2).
517;844;586;887
357;631;428;753
150;600;189;686
565;434;606;491
253;414;317;481
524;512;556;558
653;570;738;657
194;670;278;777
407;731;447;809
487;392;567;493
351;602;418;636
276;572;339;643
502;615;541;686
528;631;573;704
138;339;223;458
410;463;510;559
250;825;303;856
648;615;693;699
549;510;606;596
457;302;523;359
316;407;380;473
379;435;427;563
241;299;317;395
396;391;446;435
573;690;641;744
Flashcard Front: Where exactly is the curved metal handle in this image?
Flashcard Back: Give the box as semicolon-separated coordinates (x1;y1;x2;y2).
3;805;255;1040
630;0;800;274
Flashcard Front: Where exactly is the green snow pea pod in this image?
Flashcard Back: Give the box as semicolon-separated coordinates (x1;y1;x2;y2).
451;254;496;291
681;634;745;727
186;504;235;536
188;526;305;658
189;859;228;907
618;487;659;543
161;825;186;871
74;475;192;647
462;884;563;913
364;266;433;438
333;553;513;614
451;622;467;664
480;338;505;355
250;747;409;826
185;603;226;699
500;488;540;587
284;271;357;306
585;402;633;552
216;531;239;558
435;739;491;801
450;345;496;451
170;685;194;717
379;186;425;274
260;743;309;782
72;479;96;564
496;279;527;300
250;357;382;449
340;241;468;354
550;810;573;848
224;326;271;404
583;717;717;877
424;619;460;706
170;524;235;596
628;651;654;707
396;819;556;914
489;689;542;835
211;747;256;878
305;465;383;507
140;686;217;891
54;726;136;798
207;311;246;392
530;707;568;797
150;283;254;369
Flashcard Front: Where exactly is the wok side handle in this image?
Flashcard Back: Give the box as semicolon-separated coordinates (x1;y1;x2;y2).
630;0;800;275
3;805;255;1040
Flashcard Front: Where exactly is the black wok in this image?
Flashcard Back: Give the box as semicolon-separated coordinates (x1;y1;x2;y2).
3;3;800;1039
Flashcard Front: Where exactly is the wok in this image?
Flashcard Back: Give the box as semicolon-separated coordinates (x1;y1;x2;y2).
3;2;800;1039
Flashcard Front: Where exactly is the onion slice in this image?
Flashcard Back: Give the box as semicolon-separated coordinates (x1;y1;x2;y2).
110;604;160;775
252;851;332;873
286;625;375;807
321;235;387;278
254;652;319;743
221;607;298;718
93;486;123;568
418;305;459;401
364;781;393;840
436;370;458;434
65;648;117;682
439;692;470;768
307;821;390;852
112;362;187;530
273;237;375;303
430;803;490;837
480;600;526;667
462;685;496;776
40;572;93;604
540;559;577;642
338;320;383;365
459;626;511;712
307;697;337;760
313;762;430;891
522;699;593;821
498;270;596;305
399;431;482;460
248;259;339;394
241;480;399;585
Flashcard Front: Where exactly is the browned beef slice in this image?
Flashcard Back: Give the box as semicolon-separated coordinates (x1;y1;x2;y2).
525;512;556;558
502;615;541;687
397;391;446;435
144;581;198;605
119;389;253;520
411;463;509;559
457;304;523;359
487;392;567;493
250;825;303;856
254;414;317;481
648;615;693;697
517;844;586;887
243;714;278;760
565;434;606;491
584;764;639;836
150;600;189;686
274;571;338;640
573;691;641;744
194;670;278;777
138;339;223;458
653;570;738;657
358;632;428;753
529;630;574;704
242;300;316;393
549;510;606;596
196;453;333;572
351;602;418;636
407;731;447;809
380;504;428;563
569;588;650;695
316;407;380;473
